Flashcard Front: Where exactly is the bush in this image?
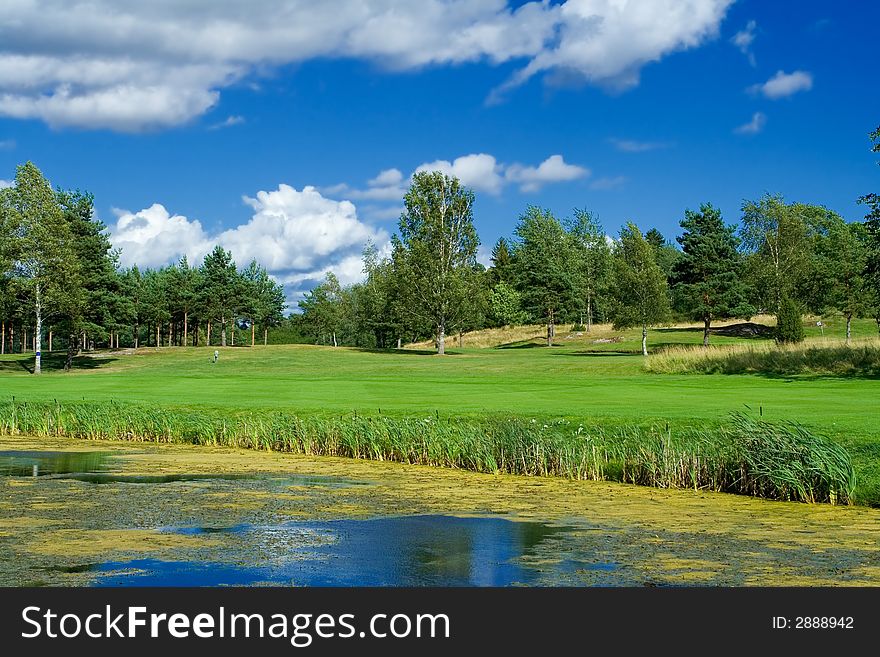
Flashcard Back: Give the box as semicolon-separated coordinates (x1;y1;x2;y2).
776;298;805;344
570;324;586;332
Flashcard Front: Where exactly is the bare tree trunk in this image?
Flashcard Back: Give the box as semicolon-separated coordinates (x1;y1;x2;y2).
332;331;337;347
1;321;4;354
207;321;212;346
264;327;268;346
846;314;852;345
586;298;592;333
546;308;554;347
49;330;53;352
23;326;28;352
703;317;711;347
396;337;401;349
642;324;648;356
221;317;227;347
458;330;463;348
156;324;160;349
251;321;255;347
10;325;14;353
231;327;235;346
437;324;445;355
134;323;139;349
169;322;173;347
64;334;77;371
183;311;188;348
34;285;42;375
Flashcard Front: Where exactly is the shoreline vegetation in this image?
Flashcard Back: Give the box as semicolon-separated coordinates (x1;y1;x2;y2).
0;401;856;506
646;338;880;376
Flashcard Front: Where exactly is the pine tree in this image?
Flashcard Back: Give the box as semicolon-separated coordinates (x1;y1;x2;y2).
673;203;754;346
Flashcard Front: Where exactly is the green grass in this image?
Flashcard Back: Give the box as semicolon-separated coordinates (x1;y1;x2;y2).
1;318;878;503
0;402;856;504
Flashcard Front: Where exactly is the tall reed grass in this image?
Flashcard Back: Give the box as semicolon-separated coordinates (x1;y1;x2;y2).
0;400;855;504
646;339;880;376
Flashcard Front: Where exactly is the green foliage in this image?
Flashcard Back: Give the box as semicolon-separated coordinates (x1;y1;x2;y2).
776;297;805;343
487;237;513;286
566;209;610;329
607;222;670;354
2;162;81;372
511;206;575;341
489;281;526;326
672;203;754;344
393;171;479;353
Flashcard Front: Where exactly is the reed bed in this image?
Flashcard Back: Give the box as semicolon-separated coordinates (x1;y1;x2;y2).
646;338;880;376
0;400;855;504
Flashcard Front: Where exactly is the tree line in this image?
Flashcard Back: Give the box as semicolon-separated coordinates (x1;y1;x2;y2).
3;124;879;368
298;127;880;355
0;162;286;373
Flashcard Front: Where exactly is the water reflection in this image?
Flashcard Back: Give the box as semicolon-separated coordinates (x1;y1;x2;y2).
95;516;615;587
0;450;109;477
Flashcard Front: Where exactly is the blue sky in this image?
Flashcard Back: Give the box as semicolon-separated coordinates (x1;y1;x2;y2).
0;0;877;303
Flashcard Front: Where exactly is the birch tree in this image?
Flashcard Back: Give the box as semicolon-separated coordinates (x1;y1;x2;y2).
607;222;670;356
393;171;479;354
3;162;79;374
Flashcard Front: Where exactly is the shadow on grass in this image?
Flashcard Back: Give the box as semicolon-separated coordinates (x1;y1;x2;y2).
551;350;637;357
496;341;553;349
0;353;118;373
349;347;461;357
656;322;774;340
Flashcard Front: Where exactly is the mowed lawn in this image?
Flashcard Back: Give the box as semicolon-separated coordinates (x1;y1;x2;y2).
2;319;879;502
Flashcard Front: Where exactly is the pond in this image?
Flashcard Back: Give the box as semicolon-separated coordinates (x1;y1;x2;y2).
1;436;879;587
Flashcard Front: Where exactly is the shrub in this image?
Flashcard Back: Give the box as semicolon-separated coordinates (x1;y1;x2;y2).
776;298;805;344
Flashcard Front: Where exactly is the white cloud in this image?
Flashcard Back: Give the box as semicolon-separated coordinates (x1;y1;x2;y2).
0;139;14;150
208;115;245;130
324;168;407;201
109;185;388;304
0;1;733;131
0;179;13;189
330;152;589;204
735;111;766;135
589;175;626;190
731;20;757;66
749;70;813;100
504;154;589;192
489;0;733;102
110;203;211;269
415;153;505;195
609;138;670;153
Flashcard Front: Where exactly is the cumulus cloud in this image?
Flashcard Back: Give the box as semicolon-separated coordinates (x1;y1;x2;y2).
749;70;813;99
110;204;211;269
609;138;670;153
330;152;589;205
489;0;733;102
731;20;757;66
109;185;388;304
504;154;589;192
0;179;12;189
0;1;733;130
415;153;505;195
735;111;766;135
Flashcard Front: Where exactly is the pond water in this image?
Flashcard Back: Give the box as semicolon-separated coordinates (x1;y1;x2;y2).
91;516;613;586
2;437;880;587
0;450;109;477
